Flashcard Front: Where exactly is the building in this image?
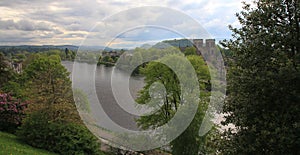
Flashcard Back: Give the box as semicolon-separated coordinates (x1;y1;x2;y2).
102;51;120;57
162;39;216;56
10;61;22;73
194;39;216;56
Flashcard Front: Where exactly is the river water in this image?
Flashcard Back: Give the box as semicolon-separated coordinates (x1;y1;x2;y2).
62;61;144;130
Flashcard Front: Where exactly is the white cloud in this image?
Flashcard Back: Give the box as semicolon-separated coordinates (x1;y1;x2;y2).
0;0;252;45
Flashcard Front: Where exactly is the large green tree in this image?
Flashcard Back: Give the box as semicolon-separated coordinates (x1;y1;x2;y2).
184;46;197;56
221;0;300;154
21;54;82;124
23;55;73;106
136;54;213;154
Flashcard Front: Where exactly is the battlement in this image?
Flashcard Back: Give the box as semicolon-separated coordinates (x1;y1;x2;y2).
193;39;215;48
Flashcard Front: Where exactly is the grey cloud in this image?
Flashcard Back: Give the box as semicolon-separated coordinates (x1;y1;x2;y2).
0;0;245;45
108;1;130;6
24;1;107;32
0;19;55;31
17;20;35;31
0;19;15;29
65;32;86;38
0;0;52;7
0;30;35;44
66;23;92;31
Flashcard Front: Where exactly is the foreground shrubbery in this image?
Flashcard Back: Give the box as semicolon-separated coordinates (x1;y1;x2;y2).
0;131;57;155
15;55;104;154
17;105;103;155
1;54;106;154
0;93;29;133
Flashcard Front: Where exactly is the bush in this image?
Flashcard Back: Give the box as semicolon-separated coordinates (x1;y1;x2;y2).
26;103;82;124
17;105;103;155
0;93;29;133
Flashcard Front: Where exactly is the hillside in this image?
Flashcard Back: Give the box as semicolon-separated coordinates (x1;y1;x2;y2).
0;131;57;155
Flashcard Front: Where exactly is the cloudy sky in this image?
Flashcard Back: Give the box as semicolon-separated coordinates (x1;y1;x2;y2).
0;0;251;47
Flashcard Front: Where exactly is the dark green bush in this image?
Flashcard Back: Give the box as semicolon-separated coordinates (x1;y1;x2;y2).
0;93;29;133
17;106;103;155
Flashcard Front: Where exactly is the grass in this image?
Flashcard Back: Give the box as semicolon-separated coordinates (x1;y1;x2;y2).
0;131;57;155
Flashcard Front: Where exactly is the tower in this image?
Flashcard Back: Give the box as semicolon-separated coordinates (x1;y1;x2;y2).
205;39;216;55
193;39;204;55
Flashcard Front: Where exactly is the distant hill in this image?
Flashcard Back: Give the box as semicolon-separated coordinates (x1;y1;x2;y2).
0;45;120;54
0;45;79;53
147;39;195;49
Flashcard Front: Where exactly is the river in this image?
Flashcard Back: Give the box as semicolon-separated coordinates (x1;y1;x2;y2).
62;61;144;130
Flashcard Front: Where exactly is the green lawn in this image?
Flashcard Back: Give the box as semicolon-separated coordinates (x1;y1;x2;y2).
0;131;57;155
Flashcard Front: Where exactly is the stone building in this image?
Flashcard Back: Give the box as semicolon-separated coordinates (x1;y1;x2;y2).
102;51;120;57
10;62;22;73
162;38;216;56
193;39;216;56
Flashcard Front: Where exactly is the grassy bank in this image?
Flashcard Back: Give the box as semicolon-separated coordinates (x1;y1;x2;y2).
0;131;57;155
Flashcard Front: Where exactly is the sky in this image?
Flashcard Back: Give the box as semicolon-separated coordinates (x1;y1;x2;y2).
0;0;252;47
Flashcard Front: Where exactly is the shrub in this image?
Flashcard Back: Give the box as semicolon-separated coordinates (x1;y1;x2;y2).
26;102;82;124
17;105;103;155
0;93;29;133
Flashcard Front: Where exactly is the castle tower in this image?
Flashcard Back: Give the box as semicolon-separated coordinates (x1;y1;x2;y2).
193;39;204;55
205;39;216;55
193;39;203;48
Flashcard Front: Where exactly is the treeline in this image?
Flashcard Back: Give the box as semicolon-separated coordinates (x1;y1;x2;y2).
0;45;78;55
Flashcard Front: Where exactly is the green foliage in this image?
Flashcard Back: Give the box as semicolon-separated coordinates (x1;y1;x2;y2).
130;50;143;75
22;53;41;69
17;105;103;155
0;53;25;98
23;55;73;105
116;46;182;74
186;55;210;90
12;53;26;62
221;0;300;154
108;57;114;63
1;81;24;98
62;48;76;60
73;89;91;113
1;52;104;154
171;98;209;155
136;54;214;154
98;55;115;66
0;131;57;155
184;46;197;56
0;93;29;133
101;56;111;62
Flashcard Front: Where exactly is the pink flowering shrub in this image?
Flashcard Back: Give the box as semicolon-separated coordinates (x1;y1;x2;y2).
0;93;29;133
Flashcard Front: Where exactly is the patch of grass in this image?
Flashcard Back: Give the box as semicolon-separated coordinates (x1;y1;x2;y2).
0;131;57;155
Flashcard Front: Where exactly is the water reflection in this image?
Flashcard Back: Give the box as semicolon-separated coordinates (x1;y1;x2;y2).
62;61;144;130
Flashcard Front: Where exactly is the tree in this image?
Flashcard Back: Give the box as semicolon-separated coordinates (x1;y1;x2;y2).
136;54;213;154
101;55;110;62
23;55;73;106
130;49;143;75
221;0;300;154
65;48;69;58
184;46;197;56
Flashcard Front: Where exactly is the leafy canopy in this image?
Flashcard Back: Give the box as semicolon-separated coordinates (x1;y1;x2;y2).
221;0;300;154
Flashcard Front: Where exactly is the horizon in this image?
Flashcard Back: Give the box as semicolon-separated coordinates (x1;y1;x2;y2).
0;38;224;50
